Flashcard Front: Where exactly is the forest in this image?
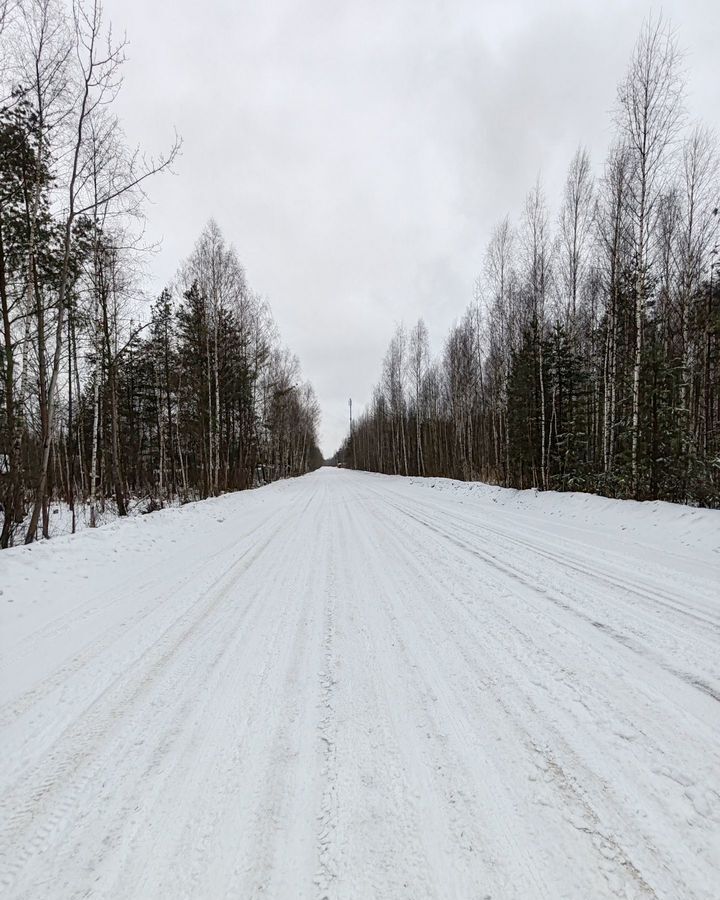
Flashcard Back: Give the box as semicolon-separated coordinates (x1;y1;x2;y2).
0;0;322;548
338;18;720;507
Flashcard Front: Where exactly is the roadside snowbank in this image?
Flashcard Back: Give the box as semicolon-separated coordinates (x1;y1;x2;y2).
405;475;720;558
11;494;201;546
0;479;299;648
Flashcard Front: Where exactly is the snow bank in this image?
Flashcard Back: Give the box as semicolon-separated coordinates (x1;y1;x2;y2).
405;476;720;558
11;494;200;546
0;478;299;644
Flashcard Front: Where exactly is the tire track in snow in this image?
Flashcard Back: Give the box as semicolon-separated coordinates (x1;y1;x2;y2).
379;481;720;630
314;480;437;900
2;470;718;899
0;505;286;728
0;508;292;895
367;499;661;898
379;493;720;705
315;497;339;900
367;485;718;899
228;490;325;899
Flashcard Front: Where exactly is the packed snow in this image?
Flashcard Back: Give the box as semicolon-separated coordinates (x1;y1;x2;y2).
1;468;719;899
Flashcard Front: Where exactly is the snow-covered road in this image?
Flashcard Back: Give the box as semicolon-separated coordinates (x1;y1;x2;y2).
1;468;719;899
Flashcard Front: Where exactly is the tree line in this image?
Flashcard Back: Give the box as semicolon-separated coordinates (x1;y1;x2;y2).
0;0;321;548
338;18;720;508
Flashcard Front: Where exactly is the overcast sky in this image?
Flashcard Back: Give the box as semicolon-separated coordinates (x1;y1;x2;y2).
104;0;719;457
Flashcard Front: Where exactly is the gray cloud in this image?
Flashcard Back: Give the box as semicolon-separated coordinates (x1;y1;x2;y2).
105;0;720;456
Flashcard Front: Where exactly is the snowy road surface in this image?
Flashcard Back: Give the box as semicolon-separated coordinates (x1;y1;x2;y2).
1;469;719;899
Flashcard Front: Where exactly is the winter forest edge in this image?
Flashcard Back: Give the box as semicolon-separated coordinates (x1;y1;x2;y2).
0;0;323;547
336;17;720;508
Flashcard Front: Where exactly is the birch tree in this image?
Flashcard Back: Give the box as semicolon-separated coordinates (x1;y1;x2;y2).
617;14;684;496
